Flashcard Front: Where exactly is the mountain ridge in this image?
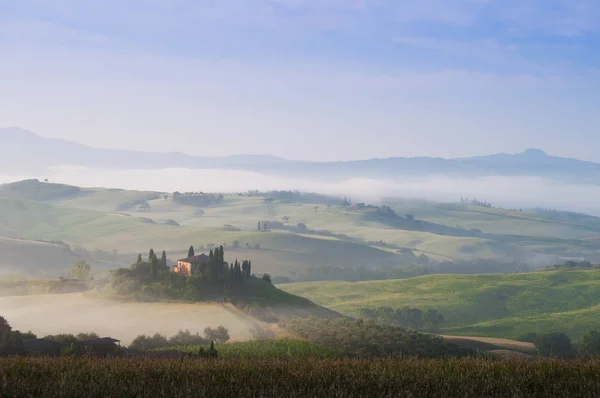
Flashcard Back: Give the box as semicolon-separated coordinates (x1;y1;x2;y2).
2;127;599;182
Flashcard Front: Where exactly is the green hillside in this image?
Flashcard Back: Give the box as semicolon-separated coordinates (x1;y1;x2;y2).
4;180;600;277
279;270;600;340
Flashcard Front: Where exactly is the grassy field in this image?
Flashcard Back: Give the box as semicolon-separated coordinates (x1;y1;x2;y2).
158;339;339;359
3;357;600;397
0;293;272;345
279;270;600;340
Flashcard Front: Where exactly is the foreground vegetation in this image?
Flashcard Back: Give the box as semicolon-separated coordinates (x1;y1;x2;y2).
280;270;600;340
156;339;339;360
3;357;600;397
280;317;473;358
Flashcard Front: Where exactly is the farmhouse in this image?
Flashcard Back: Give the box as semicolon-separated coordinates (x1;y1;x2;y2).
173;254;209;276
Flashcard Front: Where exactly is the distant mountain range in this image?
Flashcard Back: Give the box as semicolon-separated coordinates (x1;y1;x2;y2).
3;127;600;182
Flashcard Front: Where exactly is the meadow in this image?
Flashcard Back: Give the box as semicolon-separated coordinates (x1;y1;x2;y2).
280;270;600;340
2;357;600;397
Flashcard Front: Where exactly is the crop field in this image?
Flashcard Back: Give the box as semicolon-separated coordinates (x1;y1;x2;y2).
0;293;267;345
158;339;339;360
2;357;600;397
280;270;600;340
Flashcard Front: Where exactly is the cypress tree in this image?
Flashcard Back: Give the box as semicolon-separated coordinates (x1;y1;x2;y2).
188;245;195;258
136;253;142;264
161;251;167;267
150;255;158;280
248;260;252;277
148;249;155;262
209;341;217;358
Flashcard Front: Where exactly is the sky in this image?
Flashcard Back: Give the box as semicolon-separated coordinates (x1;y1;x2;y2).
0;1;599;162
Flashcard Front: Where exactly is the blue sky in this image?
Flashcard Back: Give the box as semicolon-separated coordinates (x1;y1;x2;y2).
0;0;599;161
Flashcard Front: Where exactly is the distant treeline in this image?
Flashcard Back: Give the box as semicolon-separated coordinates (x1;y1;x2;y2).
243;190;346;206
460;197;492;208
546;260;600;271
172;192;224;207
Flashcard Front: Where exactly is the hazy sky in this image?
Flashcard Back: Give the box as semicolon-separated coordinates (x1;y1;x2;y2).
1;1;599;161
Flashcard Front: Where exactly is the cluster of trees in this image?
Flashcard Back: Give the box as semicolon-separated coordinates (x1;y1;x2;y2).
129;327;230;351
521;331;600;358
70;260;92;280
359;307;444;331
134;249;169;281
280;317;473;358
243;190;346;206
230;241;261;250
172;192;224;207
460;197;493;208
44;332;101;345
110;246;268;302
0;316;28;357
547;260;599;271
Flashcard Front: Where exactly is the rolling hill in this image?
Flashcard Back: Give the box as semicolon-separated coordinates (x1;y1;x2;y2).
3;179;600;278
279;270;600;340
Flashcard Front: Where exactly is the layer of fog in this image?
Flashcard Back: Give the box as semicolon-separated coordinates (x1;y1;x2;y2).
0;293;258;345
2;166;600;216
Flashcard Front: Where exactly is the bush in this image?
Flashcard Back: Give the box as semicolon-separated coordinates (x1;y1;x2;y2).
534;333;573;358
168;330;209;346
579;330;600;358
203;326;230;344
129;333;169;351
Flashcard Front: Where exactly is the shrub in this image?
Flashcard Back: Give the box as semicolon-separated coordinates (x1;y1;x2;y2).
579;330;600;358
535;333;573;358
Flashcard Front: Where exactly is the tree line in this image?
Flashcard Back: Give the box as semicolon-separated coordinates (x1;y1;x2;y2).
460;197;492;208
